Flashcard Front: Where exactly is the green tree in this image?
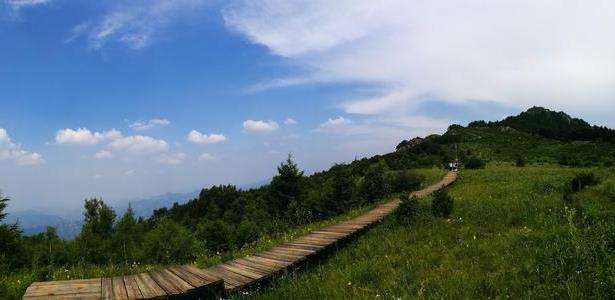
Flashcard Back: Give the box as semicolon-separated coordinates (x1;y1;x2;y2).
196;219;234;252
360;160;390;203
0;191;25;274
269;154;304;216
322;164;358;216
113;204;142;265
75;198;116;264
143;217;197;264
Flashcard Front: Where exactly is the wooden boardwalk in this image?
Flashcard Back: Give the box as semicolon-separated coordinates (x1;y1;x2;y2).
23;171;457;299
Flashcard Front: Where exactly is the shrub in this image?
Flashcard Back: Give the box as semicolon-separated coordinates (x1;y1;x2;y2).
570;172;600;192
390;170;423;193
431;190;453;217
396;194;419;225
515;156;526;167
465;157;485;169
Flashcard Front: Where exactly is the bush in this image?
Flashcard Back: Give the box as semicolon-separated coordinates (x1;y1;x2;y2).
431;190;453;217
390;170;424;193
396;194;419;225
570;172;600;192
465;157;485;169
515;156;526;167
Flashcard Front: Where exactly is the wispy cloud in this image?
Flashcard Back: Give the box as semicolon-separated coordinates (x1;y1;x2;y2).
187;130;227;144
0;128;44;165
198;152;218;161
129;119;170;131
3;0;49;18
242;119;279;133
67;0;207;50
109;135;168;153
224;0;615;116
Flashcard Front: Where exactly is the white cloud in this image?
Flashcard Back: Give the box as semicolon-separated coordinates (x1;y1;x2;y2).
242;120;279;132
68;0;207;50
94;150;113;159
124;169;135;176
110;135;168;153
187;130;227;144
56;128;122;145
4;0;49;17
156;152;187;165
129;119;170;131
198;152;218;161
319;116;351;129
284;118;297;125
224;0;615;116
0;128;44;165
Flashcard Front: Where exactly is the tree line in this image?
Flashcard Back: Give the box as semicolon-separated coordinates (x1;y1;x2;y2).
0;155;424;279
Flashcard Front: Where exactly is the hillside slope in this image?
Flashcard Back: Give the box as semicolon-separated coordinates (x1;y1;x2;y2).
235;164;615;299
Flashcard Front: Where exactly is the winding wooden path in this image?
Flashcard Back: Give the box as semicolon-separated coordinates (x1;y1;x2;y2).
23;171;457;299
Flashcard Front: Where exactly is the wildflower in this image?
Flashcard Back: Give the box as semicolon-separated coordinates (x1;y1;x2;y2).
348;281;352;286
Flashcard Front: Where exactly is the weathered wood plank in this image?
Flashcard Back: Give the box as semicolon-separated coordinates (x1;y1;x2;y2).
101;278;113;300
134;273;167;299
123;275;144;300
112;276;129;300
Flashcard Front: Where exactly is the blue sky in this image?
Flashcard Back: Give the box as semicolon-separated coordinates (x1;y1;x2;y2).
1;0;614;213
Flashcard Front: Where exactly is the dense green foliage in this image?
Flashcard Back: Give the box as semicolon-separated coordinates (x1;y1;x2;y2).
395;194;418;225
464;157;485;169
431;189;454;217
235;164;615;299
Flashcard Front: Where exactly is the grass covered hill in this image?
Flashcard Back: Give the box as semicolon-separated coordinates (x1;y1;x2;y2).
235;164;615;299
390;107;615;168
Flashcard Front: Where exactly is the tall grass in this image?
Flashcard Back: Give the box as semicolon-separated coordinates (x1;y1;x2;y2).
234;164;615;299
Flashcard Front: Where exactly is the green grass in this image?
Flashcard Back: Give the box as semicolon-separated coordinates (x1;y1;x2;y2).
234;164;615;299
1;169;446;299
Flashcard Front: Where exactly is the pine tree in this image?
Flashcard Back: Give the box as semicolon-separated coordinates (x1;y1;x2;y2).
269;154;304;216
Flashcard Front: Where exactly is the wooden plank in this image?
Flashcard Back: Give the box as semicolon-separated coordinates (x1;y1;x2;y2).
233;258;280;273
284;242;323;251
206;265;253;289
273;245;317;255
149;270;185;295
112;276;129;300
226;260;272;276
134;273;167;299
257;251;304;262
123;275;144;300
180;265;223;284
25;280;102;297
219;263;266;281
101;278;113;300
168;265;210;288
243;255;288;269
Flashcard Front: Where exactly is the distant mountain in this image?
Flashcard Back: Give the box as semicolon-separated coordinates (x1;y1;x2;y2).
112;191;200;218
4;210;82;239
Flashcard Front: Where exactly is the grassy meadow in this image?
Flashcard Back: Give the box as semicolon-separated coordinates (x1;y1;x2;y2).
234;164;615;299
